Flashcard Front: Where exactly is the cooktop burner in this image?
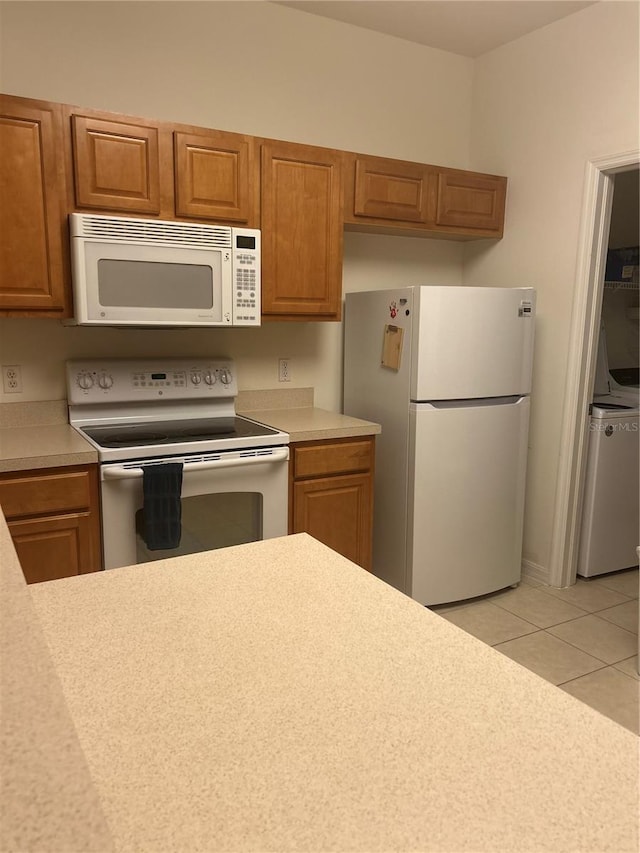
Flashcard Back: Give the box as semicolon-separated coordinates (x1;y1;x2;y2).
82;416;279;449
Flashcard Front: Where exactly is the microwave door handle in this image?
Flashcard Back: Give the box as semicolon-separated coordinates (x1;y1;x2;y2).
101;448;290;480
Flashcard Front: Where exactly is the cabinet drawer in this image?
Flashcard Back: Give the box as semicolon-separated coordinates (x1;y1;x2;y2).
0;468;93;519
293;439;373;479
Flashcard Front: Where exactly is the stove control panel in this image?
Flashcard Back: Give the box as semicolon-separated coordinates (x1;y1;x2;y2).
67;358;238;404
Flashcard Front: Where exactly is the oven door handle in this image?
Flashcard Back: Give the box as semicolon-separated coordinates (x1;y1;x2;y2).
102;448;289;480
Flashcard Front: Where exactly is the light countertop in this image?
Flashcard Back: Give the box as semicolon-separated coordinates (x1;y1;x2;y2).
3;520;637;852
0;422;98;473
0;511;112;851
239;405;381;443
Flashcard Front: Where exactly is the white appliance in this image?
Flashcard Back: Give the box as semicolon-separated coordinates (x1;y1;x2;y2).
593;322;639;397
68;213;260;327
577;399;639;577
344;286;536;606
67;358;289;570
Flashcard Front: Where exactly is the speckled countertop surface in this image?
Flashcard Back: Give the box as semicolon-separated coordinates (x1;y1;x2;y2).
6;531;635;852
0;400;98;472
237;386;381;442
0;512;113;851
240;406;381;442
0;423;98;472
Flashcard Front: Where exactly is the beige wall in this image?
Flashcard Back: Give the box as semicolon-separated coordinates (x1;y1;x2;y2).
0;0;472;410
465;0;640;577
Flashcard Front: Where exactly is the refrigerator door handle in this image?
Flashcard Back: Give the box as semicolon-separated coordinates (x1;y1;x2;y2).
415;395;526;409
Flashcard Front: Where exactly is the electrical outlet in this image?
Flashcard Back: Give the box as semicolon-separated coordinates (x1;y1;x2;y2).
278;358;291;382
2;364;23;394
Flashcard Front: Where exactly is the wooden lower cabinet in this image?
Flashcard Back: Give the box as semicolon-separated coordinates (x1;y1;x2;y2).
0;464;102;584
290;436;374;570
7;513;97;584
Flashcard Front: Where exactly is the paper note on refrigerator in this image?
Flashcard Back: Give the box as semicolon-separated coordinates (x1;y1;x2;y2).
381;324;404;370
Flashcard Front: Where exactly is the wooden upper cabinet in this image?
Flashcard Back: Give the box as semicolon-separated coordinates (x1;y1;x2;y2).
0;92;510;321
70;113;167;215
174;129;256;223
261;140;344;320
435;168;507;236
345;152;507;239
348;154;430;224
0;95;69;314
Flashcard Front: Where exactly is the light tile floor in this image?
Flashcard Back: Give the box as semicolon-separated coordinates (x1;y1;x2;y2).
430;567;639;735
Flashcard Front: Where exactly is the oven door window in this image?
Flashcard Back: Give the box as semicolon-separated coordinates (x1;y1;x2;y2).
135;492;263;562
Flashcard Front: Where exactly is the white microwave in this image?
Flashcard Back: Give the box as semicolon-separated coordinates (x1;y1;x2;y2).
68;213;261;327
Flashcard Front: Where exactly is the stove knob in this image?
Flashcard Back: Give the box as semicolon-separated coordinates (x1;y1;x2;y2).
97;372;113;390
77;372;94;390
220;369;232;385
190;371;202;385
204;371;217;386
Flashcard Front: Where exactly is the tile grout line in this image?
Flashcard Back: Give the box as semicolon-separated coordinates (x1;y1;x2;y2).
490;622;636;666
489;600;590;630
489;596;639;634
557;662;639;688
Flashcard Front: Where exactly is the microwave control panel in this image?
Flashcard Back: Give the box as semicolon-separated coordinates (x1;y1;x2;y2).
232;228;261;325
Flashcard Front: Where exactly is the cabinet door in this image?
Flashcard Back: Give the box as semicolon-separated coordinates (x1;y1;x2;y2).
8;512;99;584
349;155;429;224
293;473;372;570
174;129;256;223
0;95;68;314
261;141;343;319
71;114;164;214
435;169;507;235
0;464;102;583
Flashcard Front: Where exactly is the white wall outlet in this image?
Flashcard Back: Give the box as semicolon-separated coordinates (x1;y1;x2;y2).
2;364;23;394
278;358;291;382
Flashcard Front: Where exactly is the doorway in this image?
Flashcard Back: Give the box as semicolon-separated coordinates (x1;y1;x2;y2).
549;150;640;589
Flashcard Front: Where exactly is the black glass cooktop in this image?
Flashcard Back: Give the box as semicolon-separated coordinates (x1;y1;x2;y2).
82;416;278;449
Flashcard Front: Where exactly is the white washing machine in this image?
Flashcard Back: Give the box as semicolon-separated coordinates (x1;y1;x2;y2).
577;396;640;577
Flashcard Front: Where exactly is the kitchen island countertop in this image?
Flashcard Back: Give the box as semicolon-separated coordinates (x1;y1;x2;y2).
4;519;638;852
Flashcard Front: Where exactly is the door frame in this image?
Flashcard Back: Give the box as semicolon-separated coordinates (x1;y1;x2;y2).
548;149;640;588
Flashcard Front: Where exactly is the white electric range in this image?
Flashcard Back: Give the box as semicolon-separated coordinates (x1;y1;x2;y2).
67;358;290;569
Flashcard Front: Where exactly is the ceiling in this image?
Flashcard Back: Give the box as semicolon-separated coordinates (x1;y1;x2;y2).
274;1;597;58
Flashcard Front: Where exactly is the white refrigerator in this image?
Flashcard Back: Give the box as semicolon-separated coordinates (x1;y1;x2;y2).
343;286;536;606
